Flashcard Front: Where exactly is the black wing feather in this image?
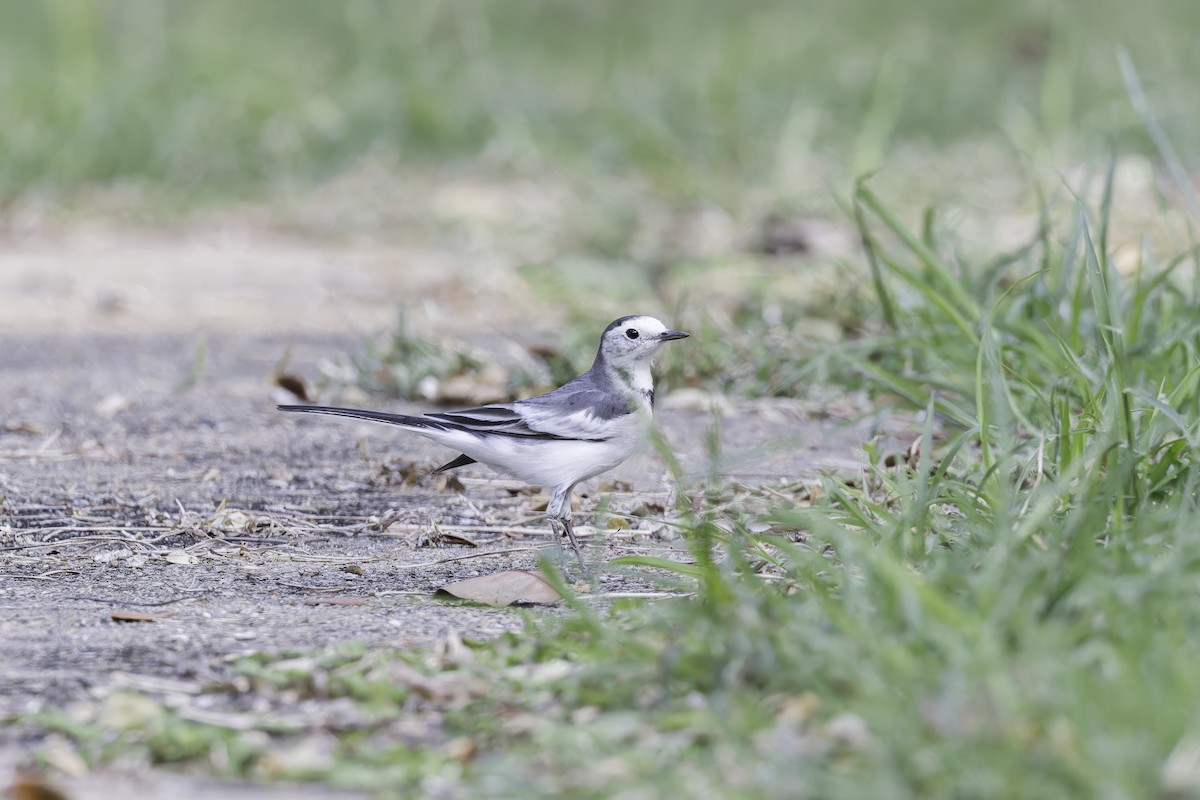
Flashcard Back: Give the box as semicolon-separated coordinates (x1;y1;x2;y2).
432;453;477;473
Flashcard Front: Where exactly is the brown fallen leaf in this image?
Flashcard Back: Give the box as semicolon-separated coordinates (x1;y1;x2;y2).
274;373;311;403
111;610;172;622
5;769;71;800
437;570;561;606
269;347;312;403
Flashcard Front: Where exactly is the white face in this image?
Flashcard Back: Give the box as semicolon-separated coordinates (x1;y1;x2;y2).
599;315;688;367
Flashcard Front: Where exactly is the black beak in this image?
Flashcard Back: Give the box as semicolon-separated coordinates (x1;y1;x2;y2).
658;330;690;341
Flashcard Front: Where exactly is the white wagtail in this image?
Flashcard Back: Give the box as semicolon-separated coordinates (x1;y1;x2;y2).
279;315;689;571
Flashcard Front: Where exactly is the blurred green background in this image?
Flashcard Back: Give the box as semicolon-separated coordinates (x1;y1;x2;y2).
1;0;1197;207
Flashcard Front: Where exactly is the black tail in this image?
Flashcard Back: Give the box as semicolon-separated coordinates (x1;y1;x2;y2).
277;404;436;430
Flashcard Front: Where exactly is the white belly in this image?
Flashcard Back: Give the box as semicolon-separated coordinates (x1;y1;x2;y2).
423;414;646;490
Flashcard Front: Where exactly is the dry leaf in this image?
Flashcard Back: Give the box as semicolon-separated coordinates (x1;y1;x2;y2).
438;570;561;606
164;550;198;565
274;373;311;403
269;347;311;403
5;770;71;800
111;610;171;622
436;473;467;492
211;508;252;532
3;420;44;436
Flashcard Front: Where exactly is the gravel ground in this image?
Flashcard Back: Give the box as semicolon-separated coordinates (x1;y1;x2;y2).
0;231;891;798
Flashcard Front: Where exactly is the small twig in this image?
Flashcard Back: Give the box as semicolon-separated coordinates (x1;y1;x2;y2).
393;546;550;569
35;428;63;456
282;553;386;563
142;529;198;544
64;592;206;607
275;581;344;593
373;522;603;540
215;536;330;545
0;534;151;553
7;568;83;580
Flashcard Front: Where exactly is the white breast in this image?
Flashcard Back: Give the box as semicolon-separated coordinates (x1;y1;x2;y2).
419;412;647;490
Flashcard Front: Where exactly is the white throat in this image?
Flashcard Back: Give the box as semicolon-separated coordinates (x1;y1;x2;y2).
607;360;655;408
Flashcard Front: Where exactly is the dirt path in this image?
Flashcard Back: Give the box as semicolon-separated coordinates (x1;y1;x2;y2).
0;232;889;798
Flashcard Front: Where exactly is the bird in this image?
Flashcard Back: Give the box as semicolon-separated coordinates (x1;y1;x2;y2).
279;315;689;572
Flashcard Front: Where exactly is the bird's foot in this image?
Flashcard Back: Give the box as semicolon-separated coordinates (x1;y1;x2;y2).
549;517;589;579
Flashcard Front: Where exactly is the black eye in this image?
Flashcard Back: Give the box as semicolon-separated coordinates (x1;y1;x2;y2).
625;328;639;340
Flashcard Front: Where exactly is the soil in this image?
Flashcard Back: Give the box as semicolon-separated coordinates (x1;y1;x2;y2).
0;227;899;798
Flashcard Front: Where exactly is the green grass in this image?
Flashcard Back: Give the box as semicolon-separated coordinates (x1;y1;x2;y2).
2;0;1200;206
470;178;1200;797
21;176;1200;798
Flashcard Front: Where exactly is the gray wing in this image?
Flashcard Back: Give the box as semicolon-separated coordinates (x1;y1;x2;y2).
425;381;632;442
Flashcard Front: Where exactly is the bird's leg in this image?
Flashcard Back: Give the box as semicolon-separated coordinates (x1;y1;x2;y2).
559;515;587;575
547;485;587;576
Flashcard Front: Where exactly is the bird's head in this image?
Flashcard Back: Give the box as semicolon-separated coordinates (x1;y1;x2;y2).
596;315;689;370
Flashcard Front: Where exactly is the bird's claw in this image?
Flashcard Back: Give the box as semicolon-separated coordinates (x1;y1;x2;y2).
550;518;589;578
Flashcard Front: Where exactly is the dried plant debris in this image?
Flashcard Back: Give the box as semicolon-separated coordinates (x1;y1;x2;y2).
273;373;311;404
3;420;45;436
437;570;561;606
269;346;313;403
4;769;72;800
110;609;172;623
375;459;467;491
